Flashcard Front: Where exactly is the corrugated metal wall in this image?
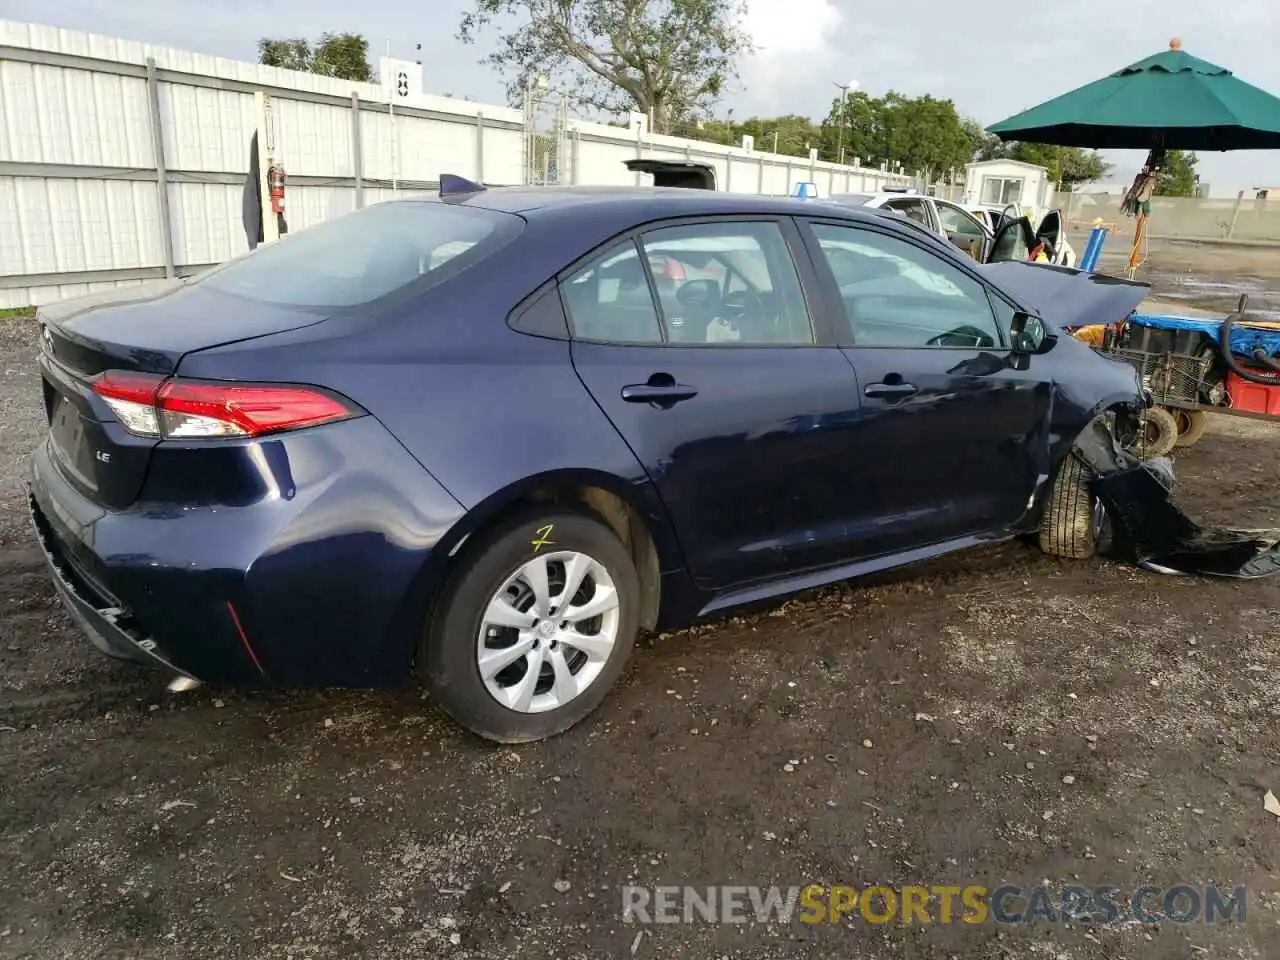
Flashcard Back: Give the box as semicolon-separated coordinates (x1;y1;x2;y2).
0;18;910;308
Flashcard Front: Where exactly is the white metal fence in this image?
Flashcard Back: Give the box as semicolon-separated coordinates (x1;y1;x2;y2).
0;18;913;308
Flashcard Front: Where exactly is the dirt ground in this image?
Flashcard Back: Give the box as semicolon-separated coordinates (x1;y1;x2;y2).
2;291;1279;959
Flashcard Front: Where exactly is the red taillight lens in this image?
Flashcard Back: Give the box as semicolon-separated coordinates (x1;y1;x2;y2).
92;374;356;439
157;381;354;438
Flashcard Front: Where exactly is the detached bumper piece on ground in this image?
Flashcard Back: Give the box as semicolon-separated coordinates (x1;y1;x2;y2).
1074;420;1280;579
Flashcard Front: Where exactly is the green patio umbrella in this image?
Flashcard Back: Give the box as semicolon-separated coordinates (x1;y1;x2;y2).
988;39;1280;151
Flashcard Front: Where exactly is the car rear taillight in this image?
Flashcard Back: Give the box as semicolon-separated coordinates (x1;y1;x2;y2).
92;372;357;439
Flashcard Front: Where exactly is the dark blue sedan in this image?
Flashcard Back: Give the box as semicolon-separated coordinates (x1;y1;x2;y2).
29;181;1148;742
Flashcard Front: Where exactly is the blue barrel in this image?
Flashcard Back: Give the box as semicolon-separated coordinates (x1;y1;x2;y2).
1079;222;1110;272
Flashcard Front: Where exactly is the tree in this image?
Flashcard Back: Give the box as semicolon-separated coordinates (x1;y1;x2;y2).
817;91;973;177
965;120;1007;162
819;90;885;166
258;32;373;82
1155;150;1199;197
457;0;753;134
750;115;821;157
668;114;820;156
1053;147;1110;189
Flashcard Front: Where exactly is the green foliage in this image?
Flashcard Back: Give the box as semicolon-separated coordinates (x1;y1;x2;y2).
966;120;1006;161
258;33;372;82
815;90;978;176
1155;150;1199;197
673;114;822;156
458;0;752;134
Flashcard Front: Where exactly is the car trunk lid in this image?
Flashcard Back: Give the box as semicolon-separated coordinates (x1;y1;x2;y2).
623;159;718;190
38;281;328;509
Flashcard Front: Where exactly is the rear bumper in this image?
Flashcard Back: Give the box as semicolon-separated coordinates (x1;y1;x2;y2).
28;491;194;678
29;416;467;687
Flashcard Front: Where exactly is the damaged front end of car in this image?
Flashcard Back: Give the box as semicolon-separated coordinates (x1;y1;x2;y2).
1072;419;1280;578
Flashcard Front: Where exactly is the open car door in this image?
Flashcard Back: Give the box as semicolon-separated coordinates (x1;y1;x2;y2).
933;200;991;261
1034;209;1076;267
987;203;1021;234
986;215;1038;263
1034;209;1064;261
623;159;717;190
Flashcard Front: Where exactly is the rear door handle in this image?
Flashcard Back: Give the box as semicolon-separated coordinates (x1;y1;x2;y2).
864;381;919;399
621;383;699;406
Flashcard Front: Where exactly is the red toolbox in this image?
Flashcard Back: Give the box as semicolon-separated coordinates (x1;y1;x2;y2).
1227;368;1280;416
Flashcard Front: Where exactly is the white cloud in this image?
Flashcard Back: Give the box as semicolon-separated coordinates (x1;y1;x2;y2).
739;0;841;55
735;0;845;115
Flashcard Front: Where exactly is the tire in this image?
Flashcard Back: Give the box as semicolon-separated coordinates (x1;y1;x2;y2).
1039;453;1097;559
1125;405;1180;460
419;507;640;743
1172;408;1210;448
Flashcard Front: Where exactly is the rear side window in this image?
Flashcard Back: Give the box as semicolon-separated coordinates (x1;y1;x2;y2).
198;201;520;309
561;241;665;344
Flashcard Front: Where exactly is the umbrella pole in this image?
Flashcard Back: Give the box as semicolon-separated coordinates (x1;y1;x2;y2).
1126;210;1148;280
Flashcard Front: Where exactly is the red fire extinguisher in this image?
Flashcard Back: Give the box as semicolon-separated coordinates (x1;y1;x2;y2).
268;164;285;213
268;163;288;236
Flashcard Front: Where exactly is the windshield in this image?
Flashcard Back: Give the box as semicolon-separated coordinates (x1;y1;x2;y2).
198;200;521;309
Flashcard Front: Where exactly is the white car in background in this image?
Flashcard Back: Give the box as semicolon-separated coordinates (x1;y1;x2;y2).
964;203;1019;233
619;162;1076;267
825;191;1075;268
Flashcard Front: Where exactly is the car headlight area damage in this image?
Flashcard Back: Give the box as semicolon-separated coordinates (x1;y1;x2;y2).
1073;419;1280;579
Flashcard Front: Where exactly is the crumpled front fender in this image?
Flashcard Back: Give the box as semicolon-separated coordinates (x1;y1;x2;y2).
1072;419;1280;579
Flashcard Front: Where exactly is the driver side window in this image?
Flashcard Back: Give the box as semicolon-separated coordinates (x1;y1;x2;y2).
809;223;1003;349
638;221;814;345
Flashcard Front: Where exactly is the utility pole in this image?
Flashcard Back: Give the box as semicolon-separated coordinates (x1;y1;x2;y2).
833;79;858;165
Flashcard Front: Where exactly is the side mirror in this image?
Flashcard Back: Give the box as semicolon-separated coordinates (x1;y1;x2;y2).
1009;312;1056;355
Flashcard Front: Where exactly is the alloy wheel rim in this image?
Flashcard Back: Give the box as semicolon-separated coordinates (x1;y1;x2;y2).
476;551;620;713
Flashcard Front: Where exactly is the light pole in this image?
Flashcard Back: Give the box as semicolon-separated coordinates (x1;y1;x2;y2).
833;79;858;166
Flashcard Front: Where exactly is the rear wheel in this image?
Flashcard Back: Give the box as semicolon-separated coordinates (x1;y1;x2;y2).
420;508;640;743
1039;454;1098;559
1172;408;1210;448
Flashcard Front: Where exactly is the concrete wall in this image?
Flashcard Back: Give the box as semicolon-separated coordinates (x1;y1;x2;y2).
1062;192;1280;242
0;18;911;307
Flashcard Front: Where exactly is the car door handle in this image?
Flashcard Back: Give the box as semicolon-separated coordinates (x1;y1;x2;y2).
621;382;699;406
864;381;919;399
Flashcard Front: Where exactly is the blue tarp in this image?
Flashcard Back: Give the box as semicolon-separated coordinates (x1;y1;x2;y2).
1130;312;1280;359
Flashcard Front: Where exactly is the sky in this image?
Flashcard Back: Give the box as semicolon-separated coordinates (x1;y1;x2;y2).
6;0;1280;191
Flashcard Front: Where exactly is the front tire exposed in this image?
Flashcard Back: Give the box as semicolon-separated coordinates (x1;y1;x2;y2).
420;508;640;743
1039;453;1097;560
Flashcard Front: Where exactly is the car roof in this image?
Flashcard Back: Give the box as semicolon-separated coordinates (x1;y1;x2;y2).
390;183;967;265
425;185;876;219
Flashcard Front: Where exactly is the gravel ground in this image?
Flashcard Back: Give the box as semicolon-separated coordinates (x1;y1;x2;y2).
1;311;1278;960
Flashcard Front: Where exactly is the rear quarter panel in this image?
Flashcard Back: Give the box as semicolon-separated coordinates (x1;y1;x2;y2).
174;222;686;572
